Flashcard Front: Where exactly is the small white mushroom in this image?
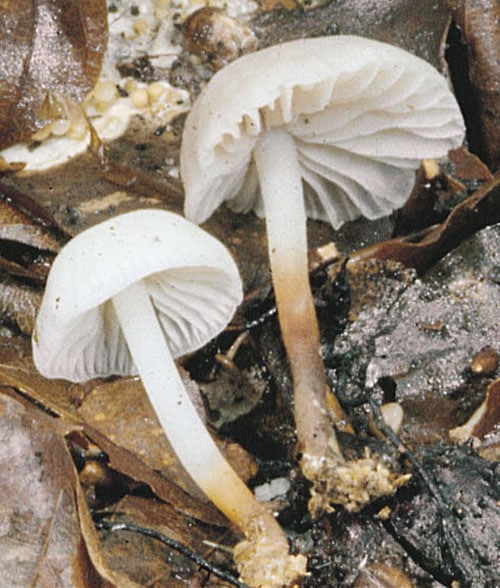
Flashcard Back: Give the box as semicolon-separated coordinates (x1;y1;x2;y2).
181;35;465;500
32;209;306;588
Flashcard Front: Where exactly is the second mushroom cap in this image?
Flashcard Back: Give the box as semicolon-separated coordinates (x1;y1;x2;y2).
181;34;465;228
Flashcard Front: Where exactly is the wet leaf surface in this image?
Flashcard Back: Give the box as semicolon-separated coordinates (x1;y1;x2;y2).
251;0;452;69
385;443;499;586
0;0;108;148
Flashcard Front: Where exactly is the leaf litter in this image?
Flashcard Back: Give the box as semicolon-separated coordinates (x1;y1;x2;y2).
0;0;498;586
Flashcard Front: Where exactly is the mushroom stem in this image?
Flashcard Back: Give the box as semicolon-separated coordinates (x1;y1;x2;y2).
112;280;306;586
253;128;344;469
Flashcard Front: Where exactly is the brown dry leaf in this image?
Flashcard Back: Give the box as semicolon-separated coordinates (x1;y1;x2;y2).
0;389;144;587
0;182;68;289
74;481;142;588
0;182;66;251
80;421;229;527
0;0;108;148
396;147;493;234
446;0;500;170
79;376;209;495
0;391;94;587
0;342;85;420
0;354;235;584
78;374;254;523
0;343;229;525
0;277;41;334
97;495;236;587
0;182;69;331
349;171;500;274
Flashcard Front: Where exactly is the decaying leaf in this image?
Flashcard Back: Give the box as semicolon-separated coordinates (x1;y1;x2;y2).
386;443;499;586
0;182;68;241
77;374;256;512
0;344;230;526
347;225;499;400
0;201;59;252
0;342;84;419
0;277;41;334
96;495;238;588
250;0;453;69
449;378;500;458
0;182;70;332
0;182;68;289
396;147;493;234
0;392;93;587
349;171;499;274
446;0;500;170
0;0;108;148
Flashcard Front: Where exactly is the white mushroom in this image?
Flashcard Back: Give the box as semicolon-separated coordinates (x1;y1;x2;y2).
32;209;307;588
180;35;465;500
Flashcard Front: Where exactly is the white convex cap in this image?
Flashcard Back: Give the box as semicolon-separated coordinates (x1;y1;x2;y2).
181;35;465;229
33;209;243;382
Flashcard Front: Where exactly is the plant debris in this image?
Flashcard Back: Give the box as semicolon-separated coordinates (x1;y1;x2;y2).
0;0;107;148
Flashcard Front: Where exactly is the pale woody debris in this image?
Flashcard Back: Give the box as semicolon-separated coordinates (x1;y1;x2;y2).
304;448;411;516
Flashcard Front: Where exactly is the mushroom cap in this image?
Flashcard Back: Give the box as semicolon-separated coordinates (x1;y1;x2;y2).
181;35;465;229
33;209;243;382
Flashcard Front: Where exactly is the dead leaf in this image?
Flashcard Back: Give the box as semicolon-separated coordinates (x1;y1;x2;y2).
0;182;71;330
79;422;228;528
350;171;500;274
0;392;94;587
446;0;500;170
78;376;206;496
77;374;256;519
0;188;63;252
0;343;231;526
0;182;69;287
386;444;499;586
0;0;108;148
0;343;85;420
250;0;453;70
74;480;142;588
449;378;500;452
96;495;237;588
0;277;41;334
396;148;494;234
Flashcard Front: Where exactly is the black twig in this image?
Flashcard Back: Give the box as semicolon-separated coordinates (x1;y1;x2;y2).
94;518;249;588
366;394;487;586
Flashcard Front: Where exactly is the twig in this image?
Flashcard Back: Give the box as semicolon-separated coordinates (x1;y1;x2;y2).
369;395;488;585
94;518;249;588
